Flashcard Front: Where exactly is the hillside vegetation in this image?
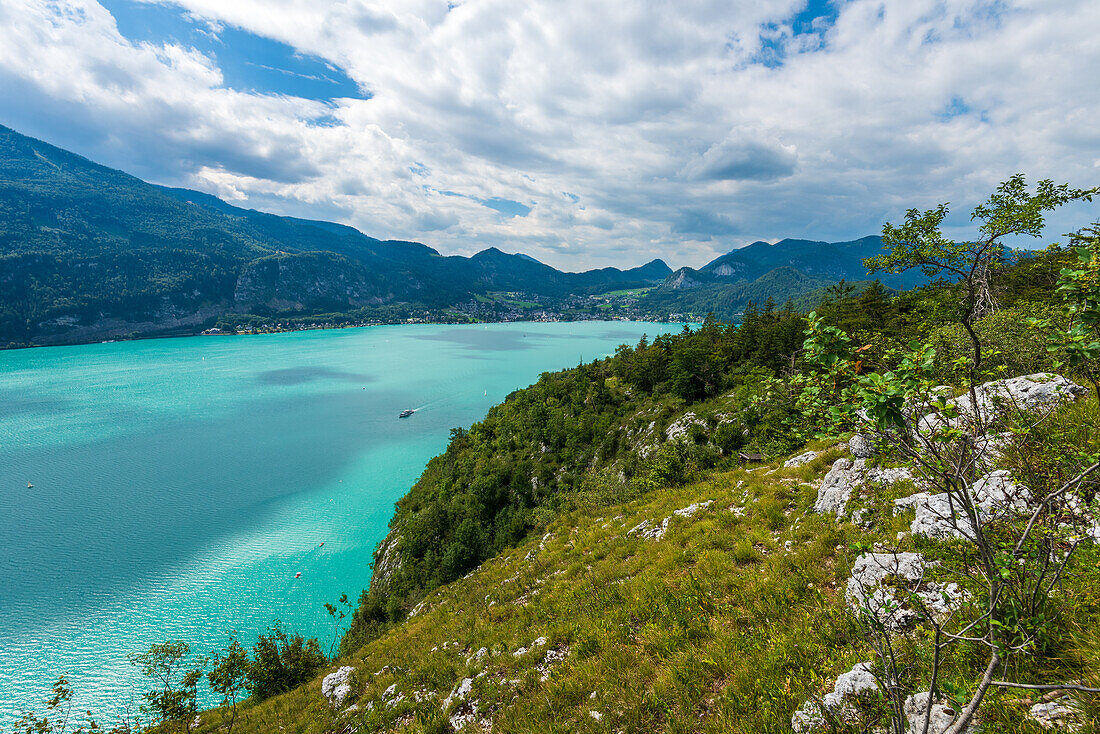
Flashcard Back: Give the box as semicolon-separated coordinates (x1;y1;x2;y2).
186;418;1100;734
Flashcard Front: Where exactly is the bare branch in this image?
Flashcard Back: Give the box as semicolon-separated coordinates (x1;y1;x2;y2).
992;682;1100;694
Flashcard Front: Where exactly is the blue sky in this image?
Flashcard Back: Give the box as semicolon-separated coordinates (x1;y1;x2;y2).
101;0;366;101
0;0;1096;269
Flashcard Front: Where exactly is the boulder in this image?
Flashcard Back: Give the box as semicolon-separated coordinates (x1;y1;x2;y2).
791;662;881;733
972;470;1034;517
909;492;976;541
902;471;1032;541
815;459;865;516
785;450;820;468
1029;699;1084;732
916;375;1085;440
846;553;966;630
954;374;1087;424
848;434;877;458
815;459;915;517
322;666;356;707
904;692;978;734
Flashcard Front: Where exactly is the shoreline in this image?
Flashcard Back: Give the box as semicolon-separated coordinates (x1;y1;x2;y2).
0;314;698;353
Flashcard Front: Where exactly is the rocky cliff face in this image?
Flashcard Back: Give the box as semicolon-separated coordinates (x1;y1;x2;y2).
663;268;703;290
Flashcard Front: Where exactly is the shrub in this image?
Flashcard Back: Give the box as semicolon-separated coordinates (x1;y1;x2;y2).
246;622;326;701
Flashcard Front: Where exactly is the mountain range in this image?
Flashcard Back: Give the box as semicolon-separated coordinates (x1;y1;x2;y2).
661;236;923;291
0;124;916;346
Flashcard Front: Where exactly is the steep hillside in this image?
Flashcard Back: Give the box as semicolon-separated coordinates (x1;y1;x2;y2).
18;234;1100;734
183;394;1100;734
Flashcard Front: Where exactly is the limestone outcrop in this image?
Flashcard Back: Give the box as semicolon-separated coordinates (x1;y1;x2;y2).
846;552;966;630
791;662;880;733
784;450;819;468
322;666;356;707
897;470;1032;541
814;458;915;517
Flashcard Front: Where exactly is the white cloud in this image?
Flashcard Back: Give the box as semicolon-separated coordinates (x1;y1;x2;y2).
0;0;1097;269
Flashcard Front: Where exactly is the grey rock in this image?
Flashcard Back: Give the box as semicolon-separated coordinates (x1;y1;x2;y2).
673;500;713;518
847;553;966;630
629;501;713;541
370;530;404;592
916;375;1085;439
791;662;881;733
815;459;914;517
815;458;866;516
627;518;668;541
442;677;487;729
894;492;933;515
322;666;356;707
954;373;1087;424
790;699;828;733
1029;699;1083;732
973;469;1034;517
904;692;977;734
665;412;707;442
866;465;916;486
906;471;1031;542
848;433;877;458
910;492;976;541
785;450;820;468
824;662;880;711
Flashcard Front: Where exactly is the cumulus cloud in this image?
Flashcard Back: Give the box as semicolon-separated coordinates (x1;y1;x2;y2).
0;0;1097;269
682;137;798;182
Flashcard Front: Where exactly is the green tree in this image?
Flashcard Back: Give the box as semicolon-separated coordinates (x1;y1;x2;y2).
128;641;203;733
206;636;250;734
1048;224;1100;402
866;175;1094;380
323;593;353;658
10;676;108;734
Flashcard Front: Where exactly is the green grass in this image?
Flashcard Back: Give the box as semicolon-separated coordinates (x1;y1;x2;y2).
596;287;655;298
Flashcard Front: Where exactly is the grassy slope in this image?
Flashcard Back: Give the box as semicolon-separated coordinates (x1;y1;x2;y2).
195;426;1100;733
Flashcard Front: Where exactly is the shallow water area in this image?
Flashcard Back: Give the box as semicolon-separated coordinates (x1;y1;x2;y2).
0;320;682;720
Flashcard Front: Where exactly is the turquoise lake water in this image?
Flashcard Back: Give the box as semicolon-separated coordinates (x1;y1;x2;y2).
0;321;682;720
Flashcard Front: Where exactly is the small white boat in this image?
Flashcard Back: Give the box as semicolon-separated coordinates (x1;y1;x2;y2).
399;409;415;418
294;572;302;578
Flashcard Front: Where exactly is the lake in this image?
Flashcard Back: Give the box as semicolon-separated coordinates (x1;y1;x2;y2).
0;321;683;720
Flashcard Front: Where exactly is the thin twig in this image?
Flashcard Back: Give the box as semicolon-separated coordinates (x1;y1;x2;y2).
991;682;1100;693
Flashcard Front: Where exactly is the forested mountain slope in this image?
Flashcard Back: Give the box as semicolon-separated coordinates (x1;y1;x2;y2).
0;126;673;346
